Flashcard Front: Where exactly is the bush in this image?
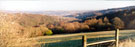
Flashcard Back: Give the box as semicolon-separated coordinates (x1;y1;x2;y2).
112;17;124;29
23;26;53;37
51;26;65;34
84;18;98;26
45;30;53;35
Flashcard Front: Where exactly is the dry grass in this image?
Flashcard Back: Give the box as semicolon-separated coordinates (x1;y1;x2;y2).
0;12;61;47
0;13;42;47
118;39;135;47
109;38;135;47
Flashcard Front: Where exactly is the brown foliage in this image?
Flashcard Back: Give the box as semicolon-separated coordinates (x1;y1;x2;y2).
50;22;90;33
112;17;124;29
0;14;41;47
63;23;76;32
84;18;98;25
13;13;59;27
83;17;113;31
47;24;55;29
23;26;52;37
103;17;109;23
97;19;104;26
79;23;90;31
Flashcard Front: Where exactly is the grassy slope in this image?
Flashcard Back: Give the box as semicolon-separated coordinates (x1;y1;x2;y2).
0;12;78;47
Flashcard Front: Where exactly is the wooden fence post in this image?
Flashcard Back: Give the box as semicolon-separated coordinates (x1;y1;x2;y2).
115;29;119;47
82;35;87;47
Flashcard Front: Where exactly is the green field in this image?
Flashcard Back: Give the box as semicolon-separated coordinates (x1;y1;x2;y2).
34;30;135;47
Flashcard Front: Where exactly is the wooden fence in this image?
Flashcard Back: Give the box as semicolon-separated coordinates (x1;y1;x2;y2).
38;29;124;47
82;29;119;47
7;29;135;47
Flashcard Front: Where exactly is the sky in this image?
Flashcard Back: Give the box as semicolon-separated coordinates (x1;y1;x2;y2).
0;0;135;11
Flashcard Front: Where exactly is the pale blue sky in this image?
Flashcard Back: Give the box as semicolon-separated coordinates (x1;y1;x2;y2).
0;0;135;11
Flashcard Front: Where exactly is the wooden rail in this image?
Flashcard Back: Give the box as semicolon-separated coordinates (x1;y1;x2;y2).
86;40;115;46
82;29;119;47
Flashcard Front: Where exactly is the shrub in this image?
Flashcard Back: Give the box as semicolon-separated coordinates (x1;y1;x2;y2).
23;26;53;37
51;26;65;34
45;30;53;35
103;17;109;23
79;23;90;32
84;18;98;26
112;17;125;29
63;23;76;33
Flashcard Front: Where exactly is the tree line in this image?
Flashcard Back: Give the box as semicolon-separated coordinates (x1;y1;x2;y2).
47;17;124;34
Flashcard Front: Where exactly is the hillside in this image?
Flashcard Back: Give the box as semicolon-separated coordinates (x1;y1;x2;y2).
83;6;135;29
65;6;135;20
46;6;135;34
0;6;135;47
65;6;135;29
0;6;134;34
95;8;135;29
0;11;77;47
